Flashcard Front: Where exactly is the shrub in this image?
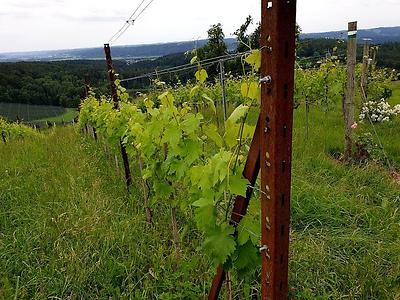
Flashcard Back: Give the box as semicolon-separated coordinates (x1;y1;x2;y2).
359;99;400;123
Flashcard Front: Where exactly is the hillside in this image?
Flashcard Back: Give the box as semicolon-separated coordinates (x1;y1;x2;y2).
0;39;237;62
1;26;399;62
302;26;400;43
1;81;399;297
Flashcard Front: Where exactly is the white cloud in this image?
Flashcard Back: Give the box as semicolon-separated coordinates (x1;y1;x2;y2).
0;0;398;52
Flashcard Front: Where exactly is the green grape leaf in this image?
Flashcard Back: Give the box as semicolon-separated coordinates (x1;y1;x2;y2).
190;164;212;191
190;86;200;98
153;181;173;199
248;82;260;100
237;214;260;246
211;151;231;184
204;124;223;148
241;82;249;98
183;138;202;165
195;69;208;84
203;224;236;265
158;91;174;107
162;125;182;146
243;124;256;140
190;56;198;65
245;50;261;71
166;158;187;180
229;173;248;197
195;205;216;232
224;121;240;149
190;166;203;186
202;94;216;114
233;240;260;275
192;197;213;207
227;104;249;124
181;113;200;134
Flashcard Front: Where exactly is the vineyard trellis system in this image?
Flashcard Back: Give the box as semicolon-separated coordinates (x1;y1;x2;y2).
76;0;397;299
88;1;298;299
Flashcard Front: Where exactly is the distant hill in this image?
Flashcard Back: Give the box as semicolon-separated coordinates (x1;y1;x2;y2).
1;26;399;62
301;26;400;44
0;39;237;62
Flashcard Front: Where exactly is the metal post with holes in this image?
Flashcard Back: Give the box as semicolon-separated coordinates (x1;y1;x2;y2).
260;0;297;299
104;43;132;188
208;0;297;298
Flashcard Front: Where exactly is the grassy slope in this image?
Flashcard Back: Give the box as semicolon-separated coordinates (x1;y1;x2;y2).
0;103;77;123
0;85;400;298
33;108;78;123
389;81;400;105
0;128;212;299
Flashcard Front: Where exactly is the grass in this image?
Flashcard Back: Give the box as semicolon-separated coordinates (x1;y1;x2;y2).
33;108;78;123
0;128;211;299
0;103;77;123
0;83;399;299
389;81;400;105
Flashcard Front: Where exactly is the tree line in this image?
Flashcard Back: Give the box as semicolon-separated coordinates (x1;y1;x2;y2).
0;16;399;108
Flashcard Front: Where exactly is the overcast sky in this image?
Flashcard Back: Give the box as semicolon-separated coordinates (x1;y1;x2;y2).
0;0;399;53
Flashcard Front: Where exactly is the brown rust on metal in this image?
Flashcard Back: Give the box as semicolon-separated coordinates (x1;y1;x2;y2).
260;0;297;299
208;266;226;300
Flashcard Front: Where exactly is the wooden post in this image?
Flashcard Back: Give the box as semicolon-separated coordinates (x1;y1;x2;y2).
371;45;378;69
219;60;228;121
138;156;153;225
104;44;120;109
260;0;297;298
104;43;133;188
361;39;370;98
343;21;357;161
1;131;6;144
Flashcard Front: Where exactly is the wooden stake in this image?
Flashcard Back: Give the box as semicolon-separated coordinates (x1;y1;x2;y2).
138;156;153;226
343;21;357;161
1;131;6;144
361;39;370;98
219;60;228;121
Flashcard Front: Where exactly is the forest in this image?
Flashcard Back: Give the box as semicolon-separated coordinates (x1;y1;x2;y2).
0;21;399;109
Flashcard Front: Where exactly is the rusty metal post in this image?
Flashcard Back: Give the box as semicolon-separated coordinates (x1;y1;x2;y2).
260;0;297;299
104;43;132;188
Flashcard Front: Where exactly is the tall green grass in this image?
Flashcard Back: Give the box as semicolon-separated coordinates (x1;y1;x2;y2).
0;83;399;298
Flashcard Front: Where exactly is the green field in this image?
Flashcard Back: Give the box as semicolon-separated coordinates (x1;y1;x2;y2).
389;81;400;105
1;80;399;298
0;102;78;123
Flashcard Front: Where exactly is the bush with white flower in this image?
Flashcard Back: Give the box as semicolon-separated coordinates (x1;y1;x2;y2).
359;98;400;123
